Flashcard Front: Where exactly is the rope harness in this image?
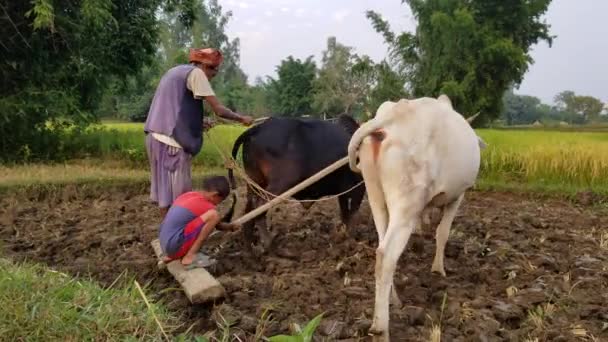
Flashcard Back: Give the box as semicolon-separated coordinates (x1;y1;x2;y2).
203;116;365;204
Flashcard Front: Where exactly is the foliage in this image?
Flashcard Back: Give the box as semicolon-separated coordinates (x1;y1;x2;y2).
554;91;605;123
0;0;199;162
267;56;317;116
367;61;409;118
104;0;249;122
501;89;606;126
312;37;376;118
367;0;555;127
501;90;543;125
268;313;324;342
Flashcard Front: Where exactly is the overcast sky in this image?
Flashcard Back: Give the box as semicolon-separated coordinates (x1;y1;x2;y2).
218;0;607;105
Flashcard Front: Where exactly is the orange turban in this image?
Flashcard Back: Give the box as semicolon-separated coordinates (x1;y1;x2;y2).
188;48;223;66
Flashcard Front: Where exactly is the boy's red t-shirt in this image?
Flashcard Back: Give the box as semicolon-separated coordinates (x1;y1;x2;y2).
159;191;216;258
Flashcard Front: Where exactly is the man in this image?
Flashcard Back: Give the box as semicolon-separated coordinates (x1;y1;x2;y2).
159;175;235;268
144;47;253;217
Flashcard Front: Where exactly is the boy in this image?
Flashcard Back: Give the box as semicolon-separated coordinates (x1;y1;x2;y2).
159;175;234;269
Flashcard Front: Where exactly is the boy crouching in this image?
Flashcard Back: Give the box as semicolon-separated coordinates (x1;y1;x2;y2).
159;175;234;269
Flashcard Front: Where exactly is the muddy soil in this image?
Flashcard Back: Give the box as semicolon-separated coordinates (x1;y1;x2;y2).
1;184;607;341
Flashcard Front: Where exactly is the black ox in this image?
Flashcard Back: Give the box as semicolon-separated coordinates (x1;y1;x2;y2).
222;114;366;252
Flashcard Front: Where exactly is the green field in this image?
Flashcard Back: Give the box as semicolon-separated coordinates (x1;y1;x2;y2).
13;120;605;195
55;122;608;193
3;121;608;195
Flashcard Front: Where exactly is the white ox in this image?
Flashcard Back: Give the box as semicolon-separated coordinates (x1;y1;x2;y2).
347;95;484;340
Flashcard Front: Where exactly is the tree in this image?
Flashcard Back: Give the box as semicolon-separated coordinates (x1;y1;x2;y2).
267;56;317;116
109;0;249;121
501;90;543;125
312;37;376;118
554;91;605;123
367;62;408;118
0;0;200;161
367;0;555;127
554;91;576;112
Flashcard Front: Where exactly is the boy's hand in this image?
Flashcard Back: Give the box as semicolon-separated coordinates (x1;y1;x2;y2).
217;222;240;231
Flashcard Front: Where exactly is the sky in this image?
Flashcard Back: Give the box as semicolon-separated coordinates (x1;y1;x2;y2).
217;0;607;105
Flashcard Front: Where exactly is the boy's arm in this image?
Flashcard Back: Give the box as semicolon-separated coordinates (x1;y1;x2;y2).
187;209;220;256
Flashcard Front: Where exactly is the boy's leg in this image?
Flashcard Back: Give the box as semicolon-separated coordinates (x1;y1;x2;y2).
181;214;220;266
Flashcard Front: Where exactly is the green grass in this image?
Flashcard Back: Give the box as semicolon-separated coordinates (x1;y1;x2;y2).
0;257;325;341
91;121;245;167
0;159;223;190
0;258;186;341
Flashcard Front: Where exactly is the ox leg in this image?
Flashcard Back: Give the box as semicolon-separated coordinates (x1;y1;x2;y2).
431;193;464;277
370;187;425;341
337;184;364;228
241;187;260;249
364;178;401;307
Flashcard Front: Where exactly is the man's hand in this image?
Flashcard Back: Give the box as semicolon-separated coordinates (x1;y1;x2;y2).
204;95;254;126
240;115;254;126
203;117;216;131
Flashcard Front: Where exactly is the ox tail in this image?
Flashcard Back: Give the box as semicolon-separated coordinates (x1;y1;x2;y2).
220;126;255;224
227;127;254;190
347;115;393;173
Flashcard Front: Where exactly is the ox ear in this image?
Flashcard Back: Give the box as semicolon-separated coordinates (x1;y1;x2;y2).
437;94;453;108
336;114;360;135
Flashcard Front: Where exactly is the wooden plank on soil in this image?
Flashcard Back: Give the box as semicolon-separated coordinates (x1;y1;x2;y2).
151;239;225;304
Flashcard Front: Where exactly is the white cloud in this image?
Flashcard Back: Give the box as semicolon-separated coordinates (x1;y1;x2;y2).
264;10;273;17
226;0;236;6
238;1;249;9
245;19;257;26
295;8;306;17
280;7;290;13
333;9;351;23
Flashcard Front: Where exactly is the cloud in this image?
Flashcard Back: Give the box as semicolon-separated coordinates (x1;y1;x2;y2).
333;9;351;23
294;8;306;17
280;7;290;13
264;10;273;17
238;1;249;9
245;19;257;26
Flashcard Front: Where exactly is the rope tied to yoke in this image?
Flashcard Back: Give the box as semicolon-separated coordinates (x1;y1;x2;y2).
202;117;365;204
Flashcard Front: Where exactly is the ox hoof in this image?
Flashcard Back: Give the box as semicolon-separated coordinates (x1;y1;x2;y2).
390;292;403;308
431;263;447;277
368;325;388;342
260;232;277;251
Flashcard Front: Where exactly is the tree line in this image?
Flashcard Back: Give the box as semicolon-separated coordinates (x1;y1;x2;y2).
5;0;604;162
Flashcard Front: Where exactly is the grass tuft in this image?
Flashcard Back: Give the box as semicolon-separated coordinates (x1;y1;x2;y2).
0;258;182;341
